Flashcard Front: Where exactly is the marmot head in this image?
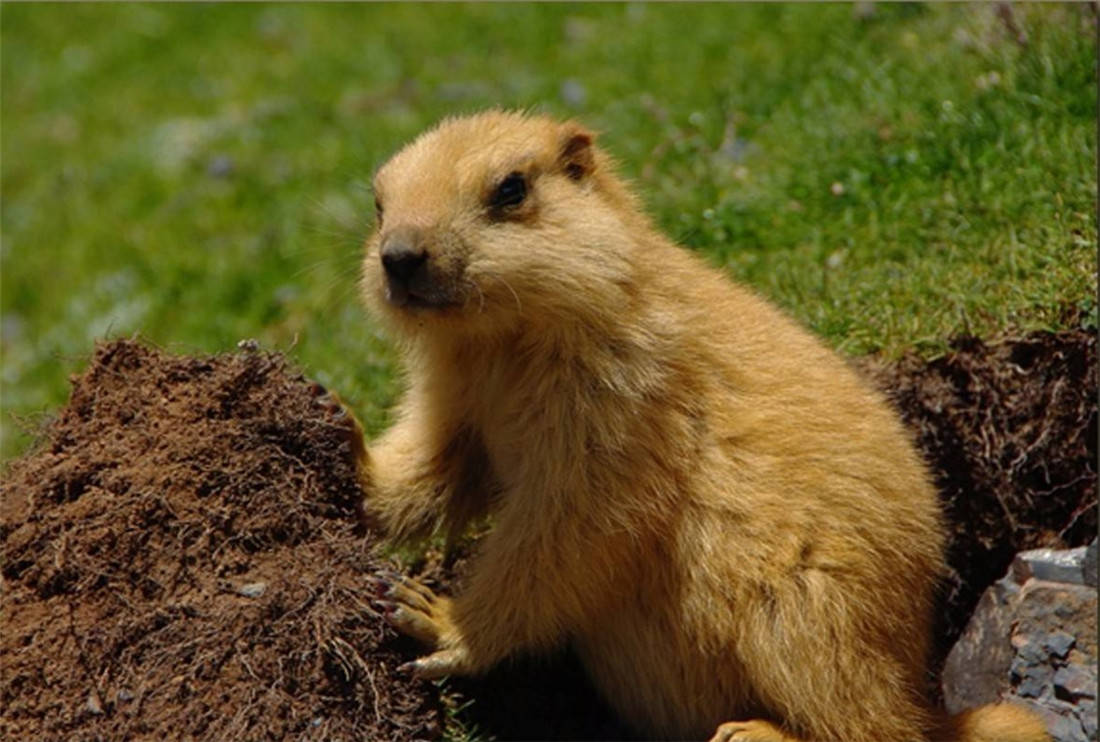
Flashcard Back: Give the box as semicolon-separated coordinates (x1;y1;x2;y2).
362;111;644;341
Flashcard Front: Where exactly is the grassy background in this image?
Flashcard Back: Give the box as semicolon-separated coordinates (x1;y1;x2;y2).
2;3;1096;462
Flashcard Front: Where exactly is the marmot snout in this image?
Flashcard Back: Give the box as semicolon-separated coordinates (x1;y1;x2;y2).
377;225;454;309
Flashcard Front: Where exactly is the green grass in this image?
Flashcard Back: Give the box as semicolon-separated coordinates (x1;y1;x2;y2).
2;3;1096;462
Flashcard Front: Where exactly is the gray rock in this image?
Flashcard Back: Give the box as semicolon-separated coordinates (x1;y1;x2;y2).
1012;657;1053;699
1017;634;1049;664
236;581;267;598
1044;631;1078;660
1084;539;1097;588
1055;664;1097;702
1079;700;1097;738
1013;546;1093;587
942;582;1016;712
1030;701;1090;742
943;545;1097;742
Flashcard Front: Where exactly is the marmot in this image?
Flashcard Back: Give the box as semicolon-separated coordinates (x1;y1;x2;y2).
356;111;1049;742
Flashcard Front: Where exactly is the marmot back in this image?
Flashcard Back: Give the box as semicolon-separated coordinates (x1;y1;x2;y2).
358;110;1050;742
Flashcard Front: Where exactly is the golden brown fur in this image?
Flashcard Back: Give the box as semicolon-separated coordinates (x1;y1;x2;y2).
357;111;1050;742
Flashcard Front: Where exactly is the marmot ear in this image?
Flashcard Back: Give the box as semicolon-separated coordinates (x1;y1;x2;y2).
557;126;595;181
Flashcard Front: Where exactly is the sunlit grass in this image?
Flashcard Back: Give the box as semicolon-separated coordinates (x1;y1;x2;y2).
2;3;1095;461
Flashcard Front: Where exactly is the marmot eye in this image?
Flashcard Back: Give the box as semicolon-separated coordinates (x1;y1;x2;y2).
374;197;384;225
490;172;527;210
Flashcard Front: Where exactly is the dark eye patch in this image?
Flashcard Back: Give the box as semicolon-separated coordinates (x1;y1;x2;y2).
374;197;384;225
489;172;527;210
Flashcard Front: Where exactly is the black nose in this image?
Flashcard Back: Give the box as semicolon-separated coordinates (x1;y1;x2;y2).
380;240;427;283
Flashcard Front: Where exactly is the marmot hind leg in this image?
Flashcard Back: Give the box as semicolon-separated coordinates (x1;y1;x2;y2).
714;569;932;742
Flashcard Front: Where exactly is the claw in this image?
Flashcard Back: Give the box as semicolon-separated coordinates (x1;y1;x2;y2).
401;648;469;679
386;603;443;644
386;581;434;612
397;574;439;602
366;575;388;597
377;567;402;584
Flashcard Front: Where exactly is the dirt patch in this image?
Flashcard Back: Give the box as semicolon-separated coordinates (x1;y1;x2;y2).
2;329;1095;740
860;328;1097;668
1;340;440;741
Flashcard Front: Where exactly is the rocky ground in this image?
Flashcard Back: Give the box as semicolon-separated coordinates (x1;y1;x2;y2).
1;328;1095;740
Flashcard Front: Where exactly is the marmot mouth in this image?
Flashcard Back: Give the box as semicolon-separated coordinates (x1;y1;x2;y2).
384;280;456;311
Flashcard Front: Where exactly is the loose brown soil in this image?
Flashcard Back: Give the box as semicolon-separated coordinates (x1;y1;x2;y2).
0;341;440;741
860;328;1097;667
2;329;1095;741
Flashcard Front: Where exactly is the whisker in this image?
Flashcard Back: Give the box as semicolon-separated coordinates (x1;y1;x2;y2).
467;278;486;314
483;272;522;314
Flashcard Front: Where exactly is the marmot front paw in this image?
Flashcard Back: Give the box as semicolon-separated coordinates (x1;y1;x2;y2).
310;383;370;476
372;571;473;678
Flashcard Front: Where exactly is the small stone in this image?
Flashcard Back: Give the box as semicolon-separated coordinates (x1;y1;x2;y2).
946;549;1096;731
1014;635;1047;664
560;79;587;108
1042;630;1076;659
1014;661;1052;699
207;154;235;178
1078;700;1097;738
237;581;267;598
1045;712;1088;742
1054;663;1097;701
1013;546;1090;586
117;688;135;702
1026;698;1089;742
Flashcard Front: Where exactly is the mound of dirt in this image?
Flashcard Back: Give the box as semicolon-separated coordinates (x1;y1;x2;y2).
0;340;440;741
862;328;1097;665
2;329;1095;741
